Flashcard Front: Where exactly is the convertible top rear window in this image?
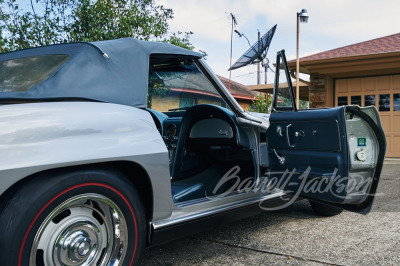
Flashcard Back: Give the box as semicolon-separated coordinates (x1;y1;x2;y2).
0;54;69;93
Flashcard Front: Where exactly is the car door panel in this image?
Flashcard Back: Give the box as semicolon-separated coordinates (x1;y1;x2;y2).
268;50;386;213
268;107;349;204
268;110;344;152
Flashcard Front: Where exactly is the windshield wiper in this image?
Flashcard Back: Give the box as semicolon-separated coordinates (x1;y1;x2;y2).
168;106;191;112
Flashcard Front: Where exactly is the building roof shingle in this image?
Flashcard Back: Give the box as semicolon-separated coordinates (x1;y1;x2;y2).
217;75;257;100
298;32;400;62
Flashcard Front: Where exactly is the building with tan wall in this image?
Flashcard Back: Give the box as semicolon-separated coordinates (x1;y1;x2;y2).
217;75;257;111
151;75;256;112
287;33;400;157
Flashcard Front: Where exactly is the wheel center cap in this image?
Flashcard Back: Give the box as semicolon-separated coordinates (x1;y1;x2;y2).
77;241;91;256
54;222;100;265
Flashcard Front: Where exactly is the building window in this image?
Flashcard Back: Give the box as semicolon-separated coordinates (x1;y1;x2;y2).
364;95;375;107
179;97;196;108
394;93;400;111
351;95;361;106
338;96;348;106
379;94;390;112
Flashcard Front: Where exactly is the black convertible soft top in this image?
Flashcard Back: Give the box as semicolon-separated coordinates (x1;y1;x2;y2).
0;38;201;108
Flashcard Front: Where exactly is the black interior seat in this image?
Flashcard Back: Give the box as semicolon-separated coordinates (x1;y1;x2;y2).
171;104;242;180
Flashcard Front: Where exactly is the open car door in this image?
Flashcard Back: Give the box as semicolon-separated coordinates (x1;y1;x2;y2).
267;50;386;213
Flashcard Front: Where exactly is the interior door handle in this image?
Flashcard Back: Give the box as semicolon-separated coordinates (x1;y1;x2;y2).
286;124;295;147
273;149;285;165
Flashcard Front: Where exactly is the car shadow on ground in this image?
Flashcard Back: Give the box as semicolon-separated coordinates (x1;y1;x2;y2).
141;199;324;265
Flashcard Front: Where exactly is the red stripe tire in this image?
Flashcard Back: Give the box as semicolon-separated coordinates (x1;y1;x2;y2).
0;168;146;266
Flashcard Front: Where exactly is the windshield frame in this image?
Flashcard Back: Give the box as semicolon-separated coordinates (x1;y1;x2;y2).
195;59;245;117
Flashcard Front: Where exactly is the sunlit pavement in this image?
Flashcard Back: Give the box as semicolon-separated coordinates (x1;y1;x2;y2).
141;164;400;265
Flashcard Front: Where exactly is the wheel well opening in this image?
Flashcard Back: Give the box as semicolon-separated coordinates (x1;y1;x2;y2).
106;161;154;222
0;161;154;223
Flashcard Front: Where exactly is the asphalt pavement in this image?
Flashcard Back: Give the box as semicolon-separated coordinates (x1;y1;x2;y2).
141;163;400;265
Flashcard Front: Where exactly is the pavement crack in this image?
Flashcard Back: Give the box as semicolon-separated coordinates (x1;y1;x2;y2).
187;236;344;266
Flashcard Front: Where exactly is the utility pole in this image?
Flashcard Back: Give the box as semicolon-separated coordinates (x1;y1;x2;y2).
257;30;260;85
264;60;268;84
228;13;237;92
264;60;268;113
296;13;300;109
296;9;309;109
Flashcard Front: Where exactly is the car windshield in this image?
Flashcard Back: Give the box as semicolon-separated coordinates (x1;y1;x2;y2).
147;57;228;112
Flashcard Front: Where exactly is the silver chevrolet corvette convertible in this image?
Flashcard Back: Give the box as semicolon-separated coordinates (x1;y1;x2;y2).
0;38;386;265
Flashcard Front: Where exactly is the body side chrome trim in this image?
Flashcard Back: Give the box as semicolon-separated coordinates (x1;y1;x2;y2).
152;191;285;230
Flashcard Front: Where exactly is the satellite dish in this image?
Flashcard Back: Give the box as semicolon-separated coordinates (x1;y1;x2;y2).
229;24;277;71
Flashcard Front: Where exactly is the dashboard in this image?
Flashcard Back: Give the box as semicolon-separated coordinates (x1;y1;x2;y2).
189;118;233;139
147;105;248;164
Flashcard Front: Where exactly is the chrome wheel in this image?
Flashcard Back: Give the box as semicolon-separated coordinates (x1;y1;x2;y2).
30;193;128;266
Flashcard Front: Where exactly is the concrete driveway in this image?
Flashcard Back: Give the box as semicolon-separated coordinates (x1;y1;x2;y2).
141;164;400;265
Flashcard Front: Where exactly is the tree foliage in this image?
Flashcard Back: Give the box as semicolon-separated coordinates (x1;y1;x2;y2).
162;31;207;58
0;0;200;53
70;0;173;42
299;99;309;109
0;0;73;51
250;93;272;113
147;84;171;108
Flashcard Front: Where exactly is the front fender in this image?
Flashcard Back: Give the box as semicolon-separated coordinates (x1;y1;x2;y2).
0;102;172;220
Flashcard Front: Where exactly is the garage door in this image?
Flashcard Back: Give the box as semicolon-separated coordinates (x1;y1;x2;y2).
335;75;400;158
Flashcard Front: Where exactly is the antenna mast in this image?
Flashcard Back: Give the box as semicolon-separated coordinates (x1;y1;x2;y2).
257;30;260;85
228;13;237;92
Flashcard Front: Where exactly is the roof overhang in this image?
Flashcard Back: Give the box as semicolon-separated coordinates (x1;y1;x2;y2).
231;94;255;101
287;51;400;77
248;81;309;101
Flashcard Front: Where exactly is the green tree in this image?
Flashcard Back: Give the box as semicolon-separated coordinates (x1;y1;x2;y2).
250;93;273;113
299;99;309;109
70;0;173;41
163;31;193;50
0;0;74;51
162;31;207;58
0;0;200;52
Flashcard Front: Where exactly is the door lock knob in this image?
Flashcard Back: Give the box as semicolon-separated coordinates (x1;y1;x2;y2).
295;130;305;137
